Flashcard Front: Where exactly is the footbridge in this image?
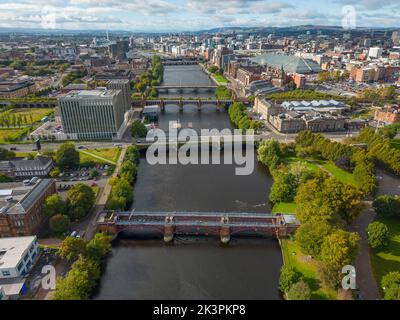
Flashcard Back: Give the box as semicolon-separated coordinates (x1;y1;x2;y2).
96;211;299;243
154;85;217;93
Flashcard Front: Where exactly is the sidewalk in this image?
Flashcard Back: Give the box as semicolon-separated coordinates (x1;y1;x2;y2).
349;201;381;300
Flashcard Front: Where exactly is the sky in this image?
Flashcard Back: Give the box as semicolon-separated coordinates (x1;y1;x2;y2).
0;0;399;32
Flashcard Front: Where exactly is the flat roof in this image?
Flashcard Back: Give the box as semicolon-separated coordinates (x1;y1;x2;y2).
61;89;121;99
0;236;36;269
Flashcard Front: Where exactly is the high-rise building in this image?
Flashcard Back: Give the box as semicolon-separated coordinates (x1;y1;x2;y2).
109;40;129;59
58;89;125;140
392;31;400;45
368;47;383;59
106;79;132;112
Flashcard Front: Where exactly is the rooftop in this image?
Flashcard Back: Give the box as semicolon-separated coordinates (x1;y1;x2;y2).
61;89;121;100
0;236;36;269
0;179;54;215
250;53;322;74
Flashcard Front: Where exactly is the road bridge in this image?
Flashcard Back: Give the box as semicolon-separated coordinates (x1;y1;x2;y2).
96;211;299;243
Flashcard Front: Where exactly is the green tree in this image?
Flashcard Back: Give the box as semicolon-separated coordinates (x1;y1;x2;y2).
55;143;80;169
120;160;137;182
0;147;15;160
279;265;301;293
295;221;333;258
112;178;133;204
257;140;282;171
53;267;90;300
49;214;71;234
105;196;127;210
49;167;61;178
66;183;95;221
57;237;87;261
373;195;400;218
86;233;112;262
287;280;312;300
381;272;400;300
0;173;13;182
43;194;66;217
131;120;147;138
320;230;360;270
367;221;389;249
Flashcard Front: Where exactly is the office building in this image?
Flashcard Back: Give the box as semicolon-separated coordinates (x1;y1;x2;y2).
107;79;132;111
0;179;56;237
368;47;383;59
58;89;125;140
0;156;54;178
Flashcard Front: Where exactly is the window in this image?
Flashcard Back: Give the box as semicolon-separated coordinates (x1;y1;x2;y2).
17;261;23;272
1;270;11;277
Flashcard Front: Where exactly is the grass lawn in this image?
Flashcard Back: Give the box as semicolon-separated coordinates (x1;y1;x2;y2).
390;139;400;150
370;216;400;293
212;74;229;84
79;152;110;167
281;239;337;300
0;128;29;143
83;148;121;164
272;202;297;214
321;161;357;186
14;151;38;158
282;156;321;172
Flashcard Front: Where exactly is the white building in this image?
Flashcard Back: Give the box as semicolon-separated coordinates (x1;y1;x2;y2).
368;47;383;59
0;236;39;279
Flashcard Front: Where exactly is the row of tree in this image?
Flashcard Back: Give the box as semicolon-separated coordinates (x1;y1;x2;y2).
357;127;400;176
228;102;261;132
53;233;111;300
0;111;34;128
295;130;377;195
134;55;164;98
105;146;140;211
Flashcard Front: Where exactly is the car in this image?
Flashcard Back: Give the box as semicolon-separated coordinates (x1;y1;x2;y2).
78;146;87;150
10;147;17;151
70;231;78;237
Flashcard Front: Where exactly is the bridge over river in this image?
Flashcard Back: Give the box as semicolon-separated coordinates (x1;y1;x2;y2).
96;211;299;243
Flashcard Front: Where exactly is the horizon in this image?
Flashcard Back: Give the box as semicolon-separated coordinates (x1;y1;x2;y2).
0;0;399;32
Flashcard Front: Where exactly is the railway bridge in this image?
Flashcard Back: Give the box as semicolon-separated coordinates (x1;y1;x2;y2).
96;211;299;243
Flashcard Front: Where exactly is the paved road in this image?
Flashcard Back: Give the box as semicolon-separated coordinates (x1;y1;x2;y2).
349;201;381;300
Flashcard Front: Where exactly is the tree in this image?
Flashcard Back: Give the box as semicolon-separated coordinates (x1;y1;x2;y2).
257;139;282;170
131;120;147;138
89;168;99;178
125;145;140;163
373;195;400;218
86;233;112;262
381;272;400;300
66;183;95;221
318;262;342;289
0;173;13;182
49;167;61;178
0;147;15;160
43;194;66;218
320;230;360;270
57;237;87;261
120;160;137;182
53;267;91;300
287;280;312;300
49;214;70;234
112;178;133;204
106;196;126;210
279;265;301;293
55;143;80;169
367;222;389;249
295;221;333;258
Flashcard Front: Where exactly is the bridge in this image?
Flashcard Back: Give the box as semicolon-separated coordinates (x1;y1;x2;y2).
143;99;233;112
96;211;299;243
154;85;217;93
162;60;198;66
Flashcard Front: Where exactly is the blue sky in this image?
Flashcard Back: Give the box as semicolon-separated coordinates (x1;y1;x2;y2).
0;0;399;32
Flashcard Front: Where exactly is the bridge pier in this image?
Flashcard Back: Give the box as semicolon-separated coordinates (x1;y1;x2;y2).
160;99;165;112
220;217;230;244
216;100;220;112
197;100;201;111
179;100;184;112
164;216;175;243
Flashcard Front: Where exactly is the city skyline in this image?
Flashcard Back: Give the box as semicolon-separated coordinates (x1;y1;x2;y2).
0;0;399;32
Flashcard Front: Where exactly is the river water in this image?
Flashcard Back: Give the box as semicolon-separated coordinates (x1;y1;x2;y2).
93;65;281;300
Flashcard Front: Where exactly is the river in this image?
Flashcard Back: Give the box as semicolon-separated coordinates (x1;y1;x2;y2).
93;65;281;300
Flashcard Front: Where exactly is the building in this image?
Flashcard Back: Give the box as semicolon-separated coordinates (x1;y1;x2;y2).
245;80;282;96
0;179;56;237
58;89;126;140
109;40;129;60
368;47;383;59
106;79;132;112
0;81;36;99
0;156;54;178
236;66;264;86
374;105;400;124
0;236;39;278
0;236;39;299
250;53;322;74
